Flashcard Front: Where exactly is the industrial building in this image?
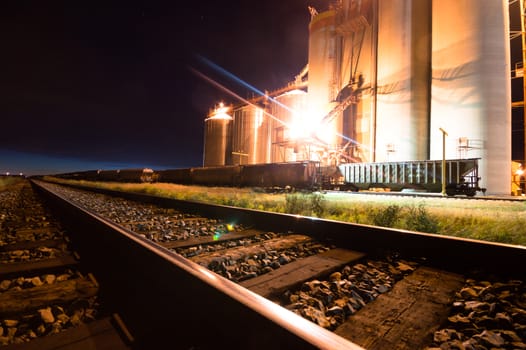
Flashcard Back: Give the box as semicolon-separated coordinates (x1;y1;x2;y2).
203;0;513;195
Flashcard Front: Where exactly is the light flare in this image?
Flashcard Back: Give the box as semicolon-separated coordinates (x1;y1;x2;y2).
190;67;290;128
191;57;373;157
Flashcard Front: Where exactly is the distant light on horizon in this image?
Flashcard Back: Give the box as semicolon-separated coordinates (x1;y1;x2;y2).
0;149;174;177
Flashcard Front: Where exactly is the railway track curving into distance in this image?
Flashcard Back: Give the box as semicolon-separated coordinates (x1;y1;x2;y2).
5;179;525;349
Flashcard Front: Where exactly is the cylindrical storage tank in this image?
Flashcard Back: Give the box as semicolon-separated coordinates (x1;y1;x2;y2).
430;0;511;195
203;104;233;167
336;0;376;163
374;0;431;162
231;104;270;165
269;89;308;163
308;9;340;148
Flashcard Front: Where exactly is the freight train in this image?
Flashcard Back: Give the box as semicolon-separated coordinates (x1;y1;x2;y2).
54;168;158;183
53;162;319;191
52;158;485;196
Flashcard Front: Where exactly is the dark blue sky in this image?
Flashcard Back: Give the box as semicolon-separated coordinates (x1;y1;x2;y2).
1;1;326;175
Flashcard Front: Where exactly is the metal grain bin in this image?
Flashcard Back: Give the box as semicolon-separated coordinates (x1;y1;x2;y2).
203;103;233;167
231;104;270;165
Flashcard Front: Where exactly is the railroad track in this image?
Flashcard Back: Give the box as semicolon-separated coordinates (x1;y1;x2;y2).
324;189;526;202
14;180;526;349
0;180;132;349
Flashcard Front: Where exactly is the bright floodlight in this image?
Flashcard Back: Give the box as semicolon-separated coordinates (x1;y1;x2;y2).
208;102;232;121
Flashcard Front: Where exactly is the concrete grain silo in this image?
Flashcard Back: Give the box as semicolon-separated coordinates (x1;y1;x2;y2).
307;0;432;164
307;0;377;164
430;0;511;194
307;8;340;150
375;0;431;163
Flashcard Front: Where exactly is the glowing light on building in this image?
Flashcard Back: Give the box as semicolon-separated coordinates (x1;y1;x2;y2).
206;102;231;121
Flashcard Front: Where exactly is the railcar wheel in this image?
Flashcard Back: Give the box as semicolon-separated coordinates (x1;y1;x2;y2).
445;183;457;197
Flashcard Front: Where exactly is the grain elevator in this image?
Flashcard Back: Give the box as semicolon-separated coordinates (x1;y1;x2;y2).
203;0;512;195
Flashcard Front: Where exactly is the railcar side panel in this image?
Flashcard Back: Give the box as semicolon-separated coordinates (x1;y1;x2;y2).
239;162;317;189
338;158;481;194
191;166;240;186
156;168;193;184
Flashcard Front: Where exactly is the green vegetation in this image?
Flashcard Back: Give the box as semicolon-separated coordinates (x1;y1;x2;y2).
368;204;402;228
42;177;526;247
285;192;325;217
405;204;439;233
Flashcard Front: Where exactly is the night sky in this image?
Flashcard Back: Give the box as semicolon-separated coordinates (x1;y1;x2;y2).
1;1;326;175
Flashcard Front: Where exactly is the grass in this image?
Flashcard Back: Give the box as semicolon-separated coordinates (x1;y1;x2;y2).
42;177;526;247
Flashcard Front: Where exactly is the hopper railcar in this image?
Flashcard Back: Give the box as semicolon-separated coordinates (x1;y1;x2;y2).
55;170;101;181
53;168;157;183
53;161;320;191
237;162;319;189
156;161;320;190
97;168;157;183
337;158;484;196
